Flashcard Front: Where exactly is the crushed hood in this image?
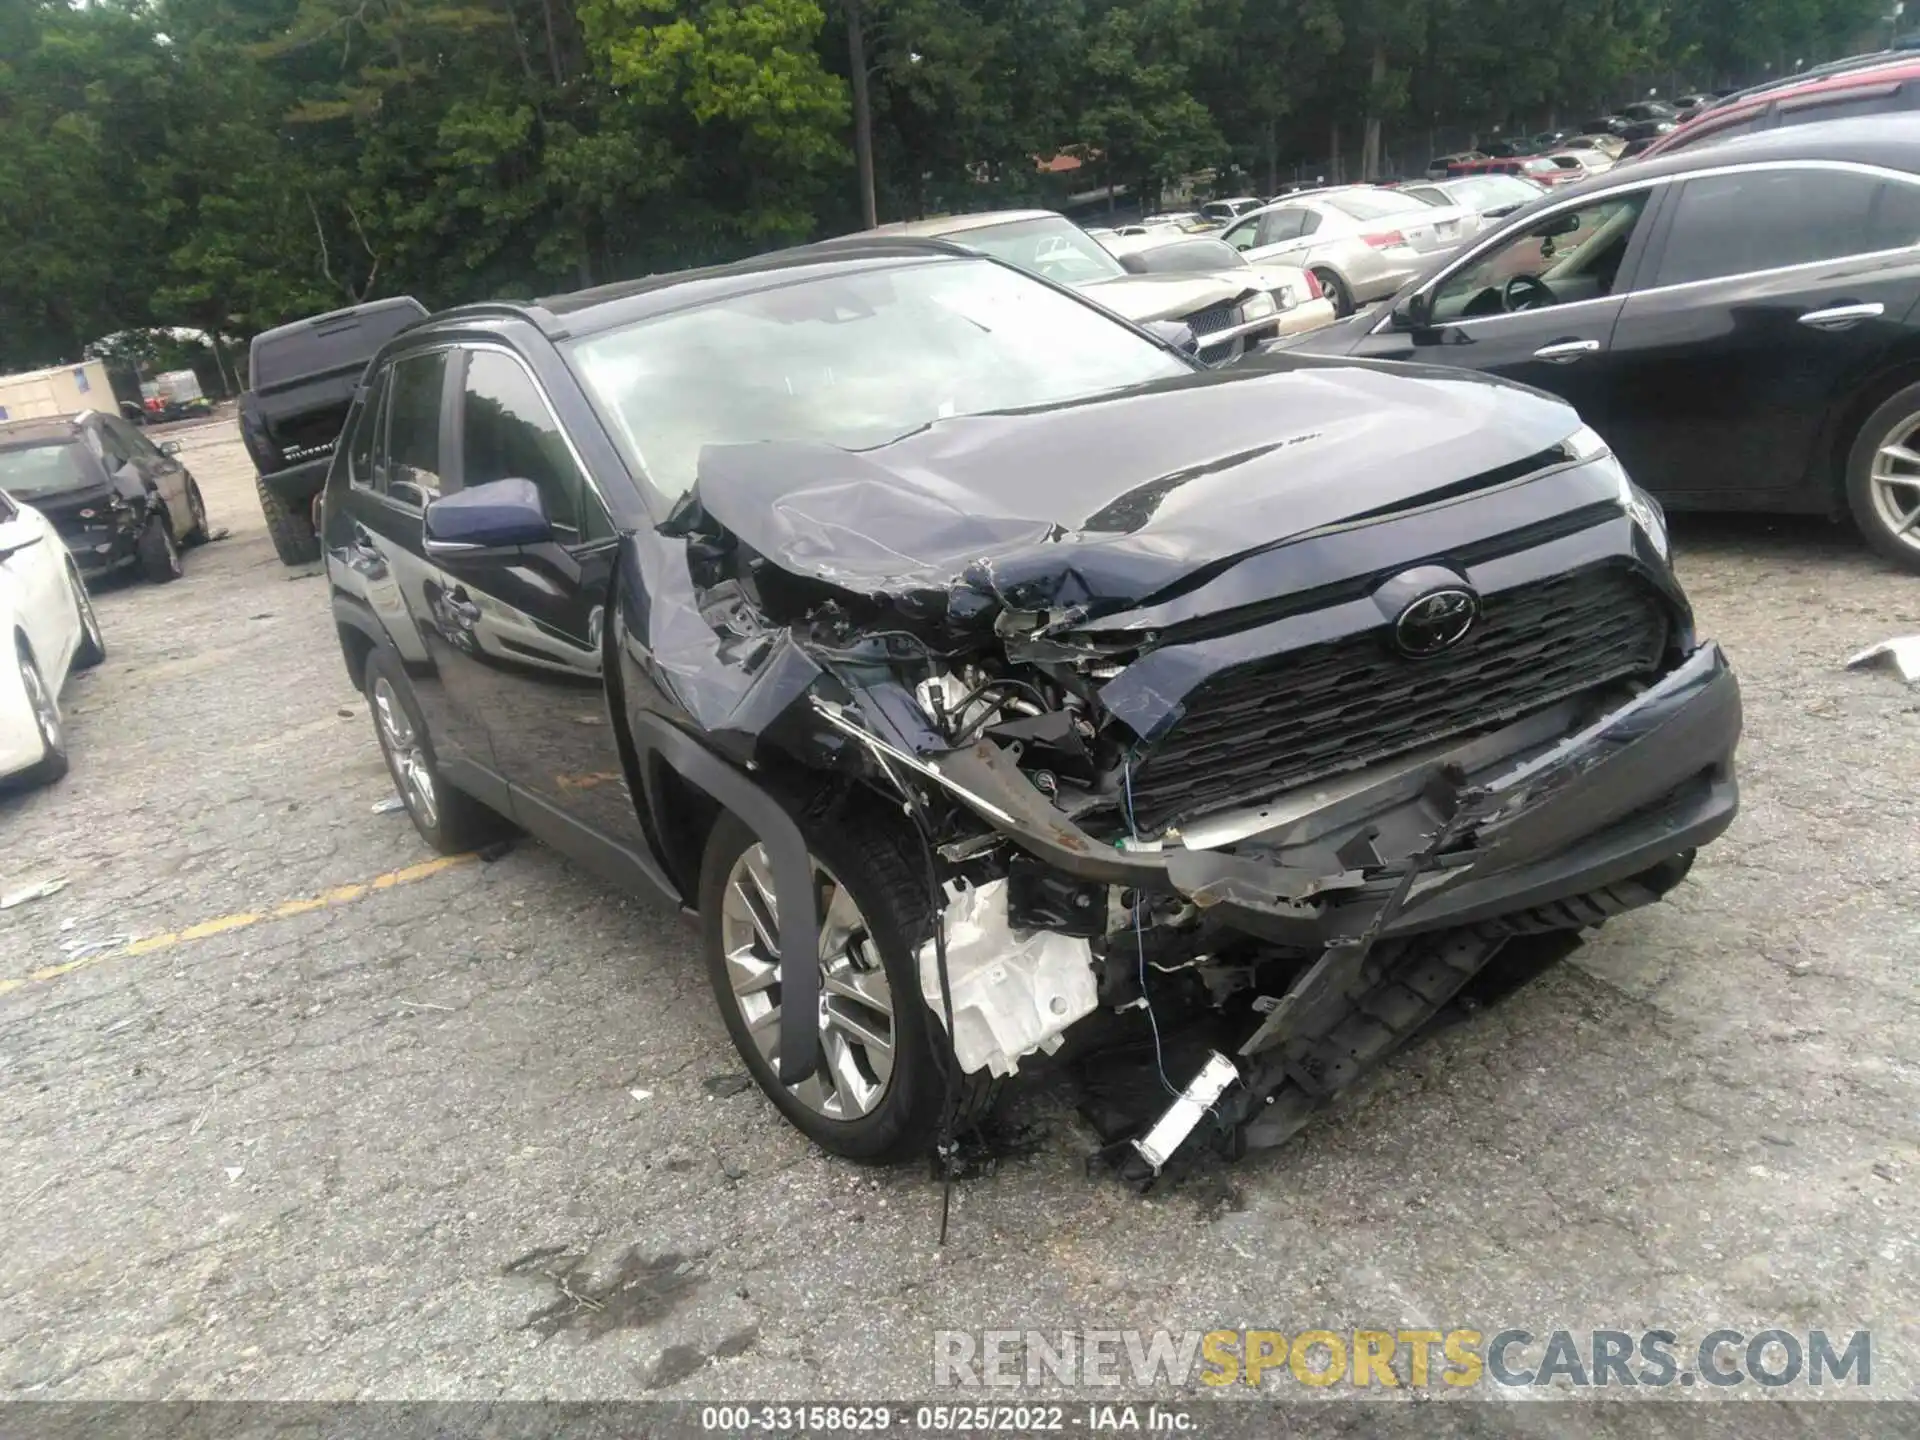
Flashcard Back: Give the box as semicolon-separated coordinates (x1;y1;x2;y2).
1075;271;1258;323
670;355;1583;625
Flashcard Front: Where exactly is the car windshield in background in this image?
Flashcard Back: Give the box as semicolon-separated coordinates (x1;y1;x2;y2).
1326;189;1437;220
0;442;94;498
949;216;1128;285
568;257;1191;499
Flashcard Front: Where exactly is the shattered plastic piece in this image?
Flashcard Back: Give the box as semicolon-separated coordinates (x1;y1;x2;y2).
629;1088;653;1102
1;877;69;910
917;879;1099;1078
224;1166;244;1183
59;935;132;962
1845;636;1920;685
371;795;407;814
1130;1052;1240;1175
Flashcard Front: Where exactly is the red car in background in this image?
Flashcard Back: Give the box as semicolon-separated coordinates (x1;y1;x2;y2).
1638;53;1920;161
1445;155;1582;187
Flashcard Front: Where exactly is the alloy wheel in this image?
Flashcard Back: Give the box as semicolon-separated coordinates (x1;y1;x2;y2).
75;580;102;654
160;522;182;575
19;651;60;752
1868;414;1920;556
718;844;896;1120
371;676;439;829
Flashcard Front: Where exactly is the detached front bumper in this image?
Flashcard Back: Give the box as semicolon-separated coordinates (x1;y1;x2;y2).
926;642;1740;946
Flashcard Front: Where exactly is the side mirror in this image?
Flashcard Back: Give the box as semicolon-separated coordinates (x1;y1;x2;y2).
424;477;552;556
160;440;183;457
1393;291;1433;331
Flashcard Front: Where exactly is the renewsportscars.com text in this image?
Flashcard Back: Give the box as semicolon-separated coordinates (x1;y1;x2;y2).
933;1328;1871;1390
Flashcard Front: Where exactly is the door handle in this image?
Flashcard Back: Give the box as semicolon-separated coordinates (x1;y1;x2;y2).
1532;339;1601;363
1798;302;1884;329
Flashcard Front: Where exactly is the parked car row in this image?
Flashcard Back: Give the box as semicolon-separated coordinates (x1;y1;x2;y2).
0;409;217;787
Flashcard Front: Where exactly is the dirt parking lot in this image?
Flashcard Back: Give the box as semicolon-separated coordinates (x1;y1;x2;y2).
3;418;1919;1408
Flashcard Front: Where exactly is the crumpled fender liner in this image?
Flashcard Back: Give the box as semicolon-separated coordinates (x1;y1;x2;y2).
629;713;823;1086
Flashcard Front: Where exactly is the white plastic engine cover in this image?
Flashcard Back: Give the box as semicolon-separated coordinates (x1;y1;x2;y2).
917;879;1100;1078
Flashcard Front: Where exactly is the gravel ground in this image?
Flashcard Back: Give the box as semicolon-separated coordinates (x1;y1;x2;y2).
2;419;1917;1413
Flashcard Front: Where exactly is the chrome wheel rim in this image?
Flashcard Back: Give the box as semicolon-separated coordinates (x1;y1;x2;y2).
1869;414;1920;554
19;653;59;752
719;845;896;1120
371;677;438;828
74;579;101;652
159;522;181;574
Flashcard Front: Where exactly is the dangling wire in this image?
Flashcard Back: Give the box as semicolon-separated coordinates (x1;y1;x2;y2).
1123;754;1181;1101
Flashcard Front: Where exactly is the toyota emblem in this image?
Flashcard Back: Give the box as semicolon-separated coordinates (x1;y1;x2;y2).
1393;587;1479;657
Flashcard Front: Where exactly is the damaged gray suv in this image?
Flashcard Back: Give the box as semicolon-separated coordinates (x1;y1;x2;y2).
326;239;1741;1179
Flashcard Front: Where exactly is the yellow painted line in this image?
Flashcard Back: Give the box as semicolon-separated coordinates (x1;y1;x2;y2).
0;853;476;997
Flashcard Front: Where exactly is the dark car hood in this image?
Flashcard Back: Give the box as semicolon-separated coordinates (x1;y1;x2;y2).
675;355;1582;624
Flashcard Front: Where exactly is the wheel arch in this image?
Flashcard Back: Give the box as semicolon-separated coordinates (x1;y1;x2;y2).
1822;352;1920;515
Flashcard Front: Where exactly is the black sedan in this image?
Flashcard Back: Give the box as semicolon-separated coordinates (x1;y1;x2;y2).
324;239;1739;1175
0;412;211;583
1283;114;1920;571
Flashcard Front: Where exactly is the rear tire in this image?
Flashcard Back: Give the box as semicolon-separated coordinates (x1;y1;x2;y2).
362;648;513;854
136;514;182;584
698;805;996;1163
69;568;105;670
181;478;210;546
1845;380;1920;573
257;473;322;566
10;640;68;788
1312;267;1353;318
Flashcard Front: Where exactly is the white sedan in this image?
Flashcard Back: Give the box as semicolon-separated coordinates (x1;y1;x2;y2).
0;493;104;788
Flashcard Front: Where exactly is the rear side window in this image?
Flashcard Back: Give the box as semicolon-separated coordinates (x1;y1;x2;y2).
1651;168;1894;286
1256;209;1309;245
382;352;448;508
459;351;608;542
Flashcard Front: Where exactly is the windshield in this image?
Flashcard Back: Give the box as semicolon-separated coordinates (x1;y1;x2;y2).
1327;190;1435;221
569;257;1191;500
945;216;1127;286
0;442;96;498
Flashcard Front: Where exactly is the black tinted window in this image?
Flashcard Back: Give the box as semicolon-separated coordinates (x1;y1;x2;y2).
460;351;606;540
382;352;447;508
1870;179;1920;249
345;369;389;490
1654;168;1889;285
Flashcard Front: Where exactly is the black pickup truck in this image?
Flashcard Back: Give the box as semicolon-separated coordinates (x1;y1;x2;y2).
240;297;427;564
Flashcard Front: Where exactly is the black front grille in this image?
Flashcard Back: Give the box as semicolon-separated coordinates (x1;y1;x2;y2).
1184;301;1236;336
1122;567;1670;833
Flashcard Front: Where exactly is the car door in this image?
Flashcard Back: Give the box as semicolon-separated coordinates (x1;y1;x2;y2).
1342;182;1665;427
427;346;648;855
0;493;76;681
1604;162;1920;504
1227;205;1315;264
334;348;490;771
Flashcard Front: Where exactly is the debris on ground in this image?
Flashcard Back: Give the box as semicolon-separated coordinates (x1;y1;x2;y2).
371;796;406;814
1;877;70;910
701;1073;754;1098
1845;636;1920;685
58;934;133;962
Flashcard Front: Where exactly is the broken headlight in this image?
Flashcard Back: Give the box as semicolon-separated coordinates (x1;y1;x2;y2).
1240;291;1278;322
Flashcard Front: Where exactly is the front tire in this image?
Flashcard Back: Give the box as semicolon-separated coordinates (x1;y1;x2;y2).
698;806;994;1163
10;641;68;788
256;473;322;566
362;649;513;854
1846;381;1920;572
136;514;183;584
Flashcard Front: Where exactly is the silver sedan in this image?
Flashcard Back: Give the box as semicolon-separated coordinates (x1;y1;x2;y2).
1220;188;1478;316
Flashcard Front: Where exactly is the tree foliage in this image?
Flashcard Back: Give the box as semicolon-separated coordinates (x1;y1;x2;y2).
0;0;1892;372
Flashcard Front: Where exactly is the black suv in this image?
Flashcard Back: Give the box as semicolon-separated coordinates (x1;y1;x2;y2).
241;297;427;565
326;242;1740;1177
0;410;210;582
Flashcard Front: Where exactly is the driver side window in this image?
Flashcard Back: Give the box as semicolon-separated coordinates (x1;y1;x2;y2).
1432;190;1652;321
